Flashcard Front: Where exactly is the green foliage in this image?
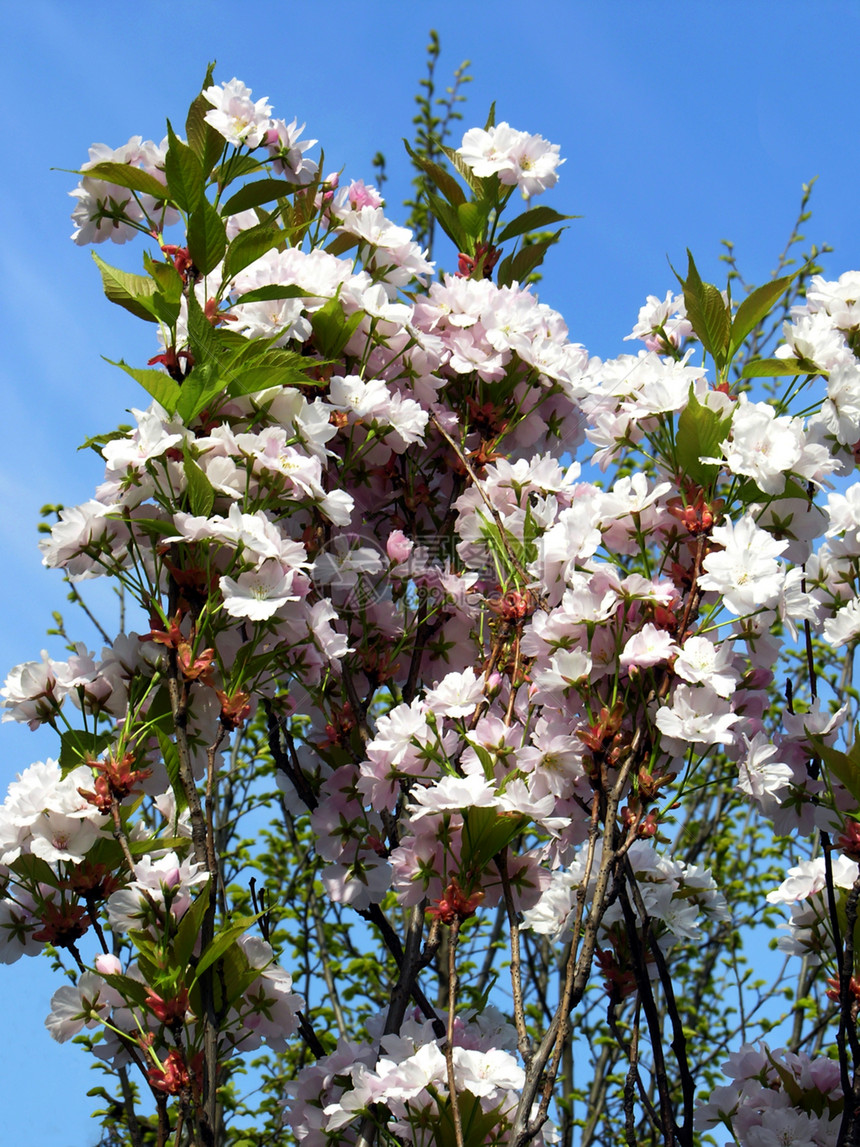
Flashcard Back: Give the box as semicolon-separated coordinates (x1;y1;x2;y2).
402;31;472;258
674;388;733;487
720;176;833;385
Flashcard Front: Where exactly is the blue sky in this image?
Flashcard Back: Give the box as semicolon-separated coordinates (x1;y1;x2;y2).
2;1;860;1142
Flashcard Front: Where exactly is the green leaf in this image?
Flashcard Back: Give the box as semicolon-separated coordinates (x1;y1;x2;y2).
215;153;268;190
128;834;189;856
766;1051;805;1107
403;140;466;206
141;684;176;739
810;733;860;805
469;744;497;780
143;253;184;302
101;972;151;1010
435;1091;503;1147
227;335;308;366
126;253;182;327
439;144;487;198
676;250;731;368
496;233;561;288
461;806;528;874
310;295;363;359
185;64;224;176
164;121;206;212
674;388;734;487
424;188;468;250
182;446;216;517
128;928;161;964
175;361;224;424
222;220;286;280
185;291;232;377
10;853;60;889
126;931;163;987
105;358;181;413
232;284;309;306
92;252;158;323
222;178;298;216
186;197;227;275
58;729;114;777
177;294;230;419
741;357;818;379
324;232;360;258
226;364;318;395
730;270;800;356
484;102;496;130
457;201;489;242
155;728;187;815
191;915;261;984
81;162;172;202
497;206;579;244
128;516;183;540
173;888;212;971
217;941;261;1010
186;288;224;365
150;291;182;327
83;837;125;872
78;426;133;455
222;342;324;396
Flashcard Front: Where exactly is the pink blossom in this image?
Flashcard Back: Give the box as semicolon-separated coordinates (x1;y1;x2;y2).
386;530;413;563
457;122;563;198
265;117;318;183
655;684;738;750
699;515;787;616
409;773;497;818
620;623;678;669
736;732;793;804
46;971;117;1042
220;562;302;621
203;78;272;147
424;667;485;718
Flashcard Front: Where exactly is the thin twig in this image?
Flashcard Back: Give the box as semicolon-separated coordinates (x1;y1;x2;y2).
444;917;465;1147
431;415;534;588
310;890;348;1038
497;849;532;1064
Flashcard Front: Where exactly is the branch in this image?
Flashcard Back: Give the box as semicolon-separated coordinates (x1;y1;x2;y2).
357;902;444;1034
511;750;638;1146
621;854;696;1144
444;917;465;1147
355;903;435;1147
497;848;532;1064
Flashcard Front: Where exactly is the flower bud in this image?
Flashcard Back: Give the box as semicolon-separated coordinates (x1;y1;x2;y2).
386;530;413;564
94;953;122;976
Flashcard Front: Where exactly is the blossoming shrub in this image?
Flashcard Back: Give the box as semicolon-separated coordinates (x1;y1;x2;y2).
4;66;860;1147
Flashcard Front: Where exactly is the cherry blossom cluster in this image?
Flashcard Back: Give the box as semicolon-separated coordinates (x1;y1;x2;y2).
7;70;860;1144
286;1008;532;1146
695;1044;843;1147
70;136;179;246
457;122;563;199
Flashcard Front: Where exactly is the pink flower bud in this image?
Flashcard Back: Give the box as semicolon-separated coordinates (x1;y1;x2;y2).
95;953;122;976
386;530;413;564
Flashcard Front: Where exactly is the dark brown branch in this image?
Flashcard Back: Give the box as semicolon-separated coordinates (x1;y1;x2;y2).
615;878;679;1147
357;903;444;1034
620;854;696;1144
